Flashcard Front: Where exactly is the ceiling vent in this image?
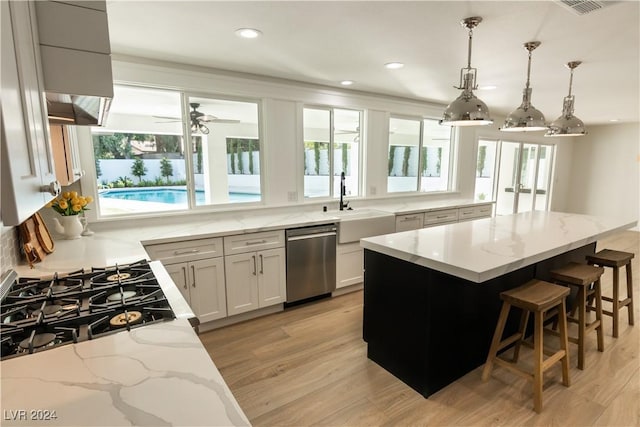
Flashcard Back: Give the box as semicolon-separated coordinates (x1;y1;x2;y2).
557;0;619;15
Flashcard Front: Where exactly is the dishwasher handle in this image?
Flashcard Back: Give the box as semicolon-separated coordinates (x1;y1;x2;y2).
287;231;336;242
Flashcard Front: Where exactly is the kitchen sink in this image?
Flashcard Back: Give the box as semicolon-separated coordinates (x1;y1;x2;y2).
327;209;396;243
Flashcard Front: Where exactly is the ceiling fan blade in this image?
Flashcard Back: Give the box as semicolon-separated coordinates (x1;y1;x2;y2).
210;118;240;124
153;115;181;121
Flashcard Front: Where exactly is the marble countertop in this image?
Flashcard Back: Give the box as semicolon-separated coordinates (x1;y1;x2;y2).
360;211;636;283
15;198;492;276
0;318;250;427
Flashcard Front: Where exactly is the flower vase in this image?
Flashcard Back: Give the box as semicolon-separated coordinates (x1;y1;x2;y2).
53;215;84;240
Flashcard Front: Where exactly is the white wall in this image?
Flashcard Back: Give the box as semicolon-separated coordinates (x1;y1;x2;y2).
565;123;639;224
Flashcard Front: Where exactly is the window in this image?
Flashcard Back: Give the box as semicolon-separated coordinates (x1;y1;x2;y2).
387;117;453;193
188;95;261;207
303;107;361;198
91;86;261;217
474;139;498;201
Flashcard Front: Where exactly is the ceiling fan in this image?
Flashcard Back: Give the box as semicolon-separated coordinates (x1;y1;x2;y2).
154;103;240;135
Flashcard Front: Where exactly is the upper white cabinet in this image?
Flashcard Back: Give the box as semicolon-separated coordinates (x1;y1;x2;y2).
1;1;59;226
34;0;113;98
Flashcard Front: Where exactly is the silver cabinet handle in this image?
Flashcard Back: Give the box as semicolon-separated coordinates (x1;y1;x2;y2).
245;239;267;246
181;266;188;290
259;254;264;274
41;181;61;196
403;216;418;221
252;255;257;275
174;249;199;256
436;215;449;219
191;265;196;287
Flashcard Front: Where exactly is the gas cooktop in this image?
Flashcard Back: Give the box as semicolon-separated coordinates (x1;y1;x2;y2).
0;260;176;360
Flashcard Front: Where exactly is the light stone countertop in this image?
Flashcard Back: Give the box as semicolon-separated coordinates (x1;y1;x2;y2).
0;318;250;427
15;198;493;276
360;211;637;283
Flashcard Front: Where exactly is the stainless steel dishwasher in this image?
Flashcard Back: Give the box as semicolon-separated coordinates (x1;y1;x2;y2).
285;224;337;303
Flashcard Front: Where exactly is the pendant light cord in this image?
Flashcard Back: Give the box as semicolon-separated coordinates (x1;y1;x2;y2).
525;50;532;90
466;28;473;69
567;68;574;97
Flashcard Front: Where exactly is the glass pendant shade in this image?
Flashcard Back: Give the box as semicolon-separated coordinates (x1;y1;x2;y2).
545;61;587;137
501;41;547;132
440;17;492;127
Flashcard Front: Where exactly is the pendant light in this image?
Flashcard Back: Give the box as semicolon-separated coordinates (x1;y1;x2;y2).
440;17;493;126
501;41;547;132
545;61;587;137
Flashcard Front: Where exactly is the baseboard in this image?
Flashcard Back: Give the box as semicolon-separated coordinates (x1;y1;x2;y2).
332;282;363;296
197;304;284;332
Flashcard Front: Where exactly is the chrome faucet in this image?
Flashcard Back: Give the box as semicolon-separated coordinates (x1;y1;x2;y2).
339;172;349;211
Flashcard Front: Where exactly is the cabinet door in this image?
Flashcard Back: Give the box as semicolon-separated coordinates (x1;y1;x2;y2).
50;125;82;185
1;1;58;226
225;252;259;316
257;248;286;307
190;258;227;323
164;262;190;304
395;214;424;232
336;242;363;289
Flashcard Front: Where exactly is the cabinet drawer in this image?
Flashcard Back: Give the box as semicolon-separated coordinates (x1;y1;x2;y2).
224;230;285;255
424;209;459;227
458;204;493;221
395;213;424;232
145;237;223;263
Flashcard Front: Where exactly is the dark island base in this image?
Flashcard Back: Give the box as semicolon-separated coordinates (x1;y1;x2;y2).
362;242;596;398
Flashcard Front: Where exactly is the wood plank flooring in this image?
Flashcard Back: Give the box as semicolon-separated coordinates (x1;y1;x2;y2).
199;230;640;426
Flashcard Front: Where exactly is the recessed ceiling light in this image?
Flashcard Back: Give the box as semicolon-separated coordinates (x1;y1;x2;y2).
385;62;405;69
609;119;619;122
235;28;262;39
478;85;497;90
340;80;354;86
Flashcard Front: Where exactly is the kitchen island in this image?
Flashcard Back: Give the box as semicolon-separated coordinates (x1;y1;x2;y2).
360;211;636;398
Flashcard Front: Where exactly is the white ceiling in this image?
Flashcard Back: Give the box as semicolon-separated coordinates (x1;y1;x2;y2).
106;0;640;125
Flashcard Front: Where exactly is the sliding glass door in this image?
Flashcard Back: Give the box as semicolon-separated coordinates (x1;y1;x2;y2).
495;141;554;215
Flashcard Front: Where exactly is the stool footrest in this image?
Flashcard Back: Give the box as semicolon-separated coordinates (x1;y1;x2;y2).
497;333;526;351
543;350;567;371
494;357;534;382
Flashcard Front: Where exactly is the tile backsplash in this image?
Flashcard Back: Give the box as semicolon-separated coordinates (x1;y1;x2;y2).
1;225;21;276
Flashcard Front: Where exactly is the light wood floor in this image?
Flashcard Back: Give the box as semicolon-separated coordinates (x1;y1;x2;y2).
200;231;640;426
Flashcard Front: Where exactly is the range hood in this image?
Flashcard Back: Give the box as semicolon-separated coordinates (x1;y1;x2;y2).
47;93;111;126
35;1;113;126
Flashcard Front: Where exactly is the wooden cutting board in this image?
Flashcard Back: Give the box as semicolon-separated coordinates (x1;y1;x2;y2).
33;212;55;253
19;213;55;266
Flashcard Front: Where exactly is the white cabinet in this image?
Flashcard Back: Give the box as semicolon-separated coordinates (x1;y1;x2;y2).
395;213;424;232
145;237;227;323
424;208;459;228
458;204;493;222
164;258;227;323
224;231;286;316
1;1;59;226
337;242;364;288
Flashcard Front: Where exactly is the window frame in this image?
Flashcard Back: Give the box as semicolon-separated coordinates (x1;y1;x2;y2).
387;115;455;194
302;104;363;200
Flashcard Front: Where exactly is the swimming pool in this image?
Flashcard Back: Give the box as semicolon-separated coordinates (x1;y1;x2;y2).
100;188;260;204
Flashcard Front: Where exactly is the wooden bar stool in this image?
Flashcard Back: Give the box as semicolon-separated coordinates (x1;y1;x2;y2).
549;262;605;370
586;250;635;338
482;279;571;413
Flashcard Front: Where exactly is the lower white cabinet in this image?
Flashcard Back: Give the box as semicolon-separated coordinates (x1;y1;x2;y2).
225;247;286;316
395;213;424;232
336;242;364;288
164;257;227;323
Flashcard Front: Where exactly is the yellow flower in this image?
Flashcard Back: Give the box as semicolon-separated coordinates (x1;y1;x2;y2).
71;197;81;206
70;191;78;199
45;201;53;208
72;204;82;212
58;199;68;209
62;192;71;200
85;196;93;204
79;197;88;207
